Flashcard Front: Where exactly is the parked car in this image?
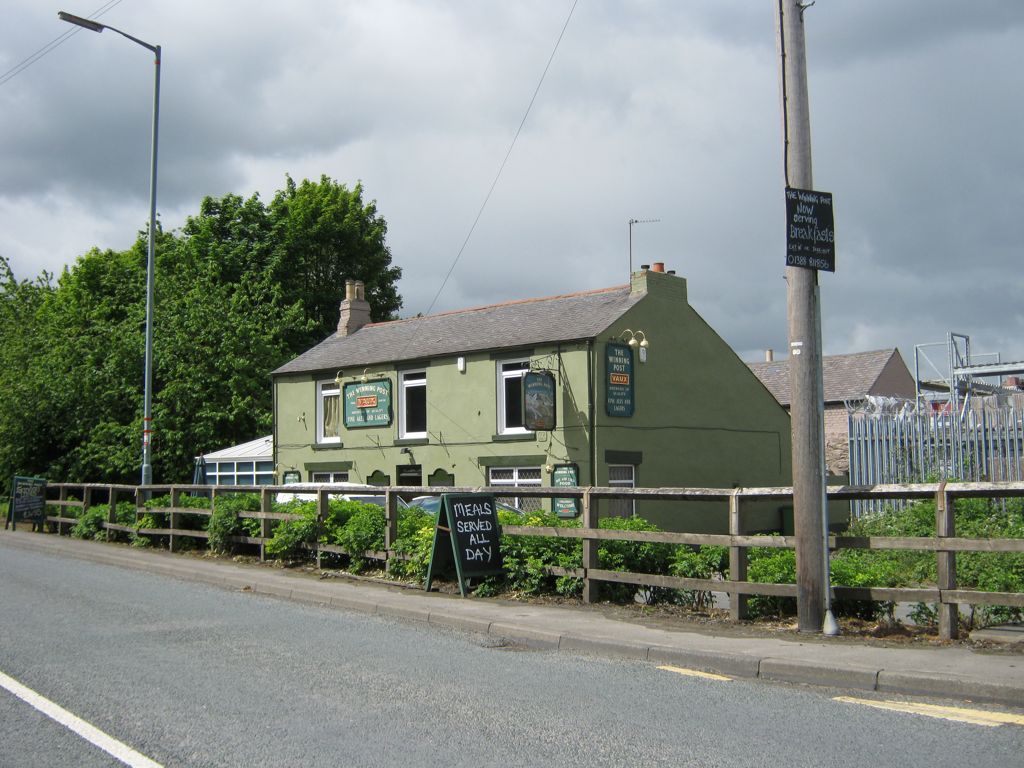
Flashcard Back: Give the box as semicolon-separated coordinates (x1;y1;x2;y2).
404;495;522;517
274;482;385;507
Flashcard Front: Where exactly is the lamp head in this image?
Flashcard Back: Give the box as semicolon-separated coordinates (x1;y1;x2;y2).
58;11;105;33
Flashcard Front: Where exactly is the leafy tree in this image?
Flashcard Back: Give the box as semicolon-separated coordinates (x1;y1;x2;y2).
268;175;402;346
0;175;403;484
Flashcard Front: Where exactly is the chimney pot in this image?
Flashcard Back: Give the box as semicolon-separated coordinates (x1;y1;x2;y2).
651;262;665;273
337;278;371;336
765;349;774;362
640;264;650;271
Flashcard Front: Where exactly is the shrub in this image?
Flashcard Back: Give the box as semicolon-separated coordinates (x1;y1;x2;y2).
70;501;135;541
669;545;727;610
207;493;261;554
388;506;436;581
597;516;676;603
331;503;387;573
747;546;796;618
497;509;582;597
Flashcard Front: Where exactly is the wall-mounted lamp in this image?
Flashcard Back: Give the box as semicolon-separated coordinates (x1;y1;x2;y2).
620;329;650;363
544;464;554;474
296;412;306;427
360;368;370;383
333;370;344;386
457;356;466;374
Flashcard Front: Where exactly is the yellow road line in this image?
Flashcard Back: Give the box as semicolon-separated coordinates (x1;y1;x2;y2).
834;696;1024;727
657;665;732;682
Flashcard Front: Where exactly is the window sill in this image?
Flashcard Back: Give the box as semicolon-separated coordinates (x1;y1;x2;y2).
491;433;535;442
312;442;343;451
395;437;430;446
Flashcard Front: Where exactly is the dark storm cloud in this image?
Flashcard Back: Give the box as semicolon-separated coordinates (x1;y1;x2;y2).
2;0;1022;365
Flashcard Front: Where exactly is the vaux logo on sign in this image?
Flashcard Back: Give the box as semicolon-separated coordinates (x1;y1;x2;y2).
343;379;392;428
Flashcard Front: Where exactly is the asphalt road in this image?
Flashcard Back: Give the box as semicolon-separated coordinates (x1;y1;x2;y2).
1;546;1021;768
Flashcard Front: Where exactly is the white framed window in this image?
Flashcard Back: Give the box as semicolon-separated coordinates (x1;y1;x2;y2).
607;464;636;518
316;380;342;444
399;369;427;438
497;360;531;435
205;460;276;486
311;471;349;483
488;466;542;512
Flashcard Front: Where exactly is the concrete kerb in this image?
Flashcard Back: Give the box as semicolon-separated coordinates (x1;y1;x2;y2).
758;658;880;692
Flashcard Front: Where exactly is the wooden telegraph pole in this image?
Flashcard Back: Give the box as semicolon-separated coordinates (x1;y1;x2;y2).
778;0;827;632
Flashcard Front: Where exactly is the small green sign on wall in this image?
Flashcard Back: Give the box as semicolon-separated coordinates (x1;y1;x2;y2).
344;379;392;428
605;342;635;417
551;463;580;518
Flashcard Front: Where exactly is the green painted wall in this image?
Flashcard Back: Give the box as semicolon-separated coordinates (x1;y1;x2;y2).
273;270;792;533
590;270;792;532
274;342;594;493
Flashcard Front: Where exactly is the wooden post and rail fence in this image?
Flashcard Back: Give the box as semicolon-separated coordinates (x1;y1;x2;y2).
18;480;1024;641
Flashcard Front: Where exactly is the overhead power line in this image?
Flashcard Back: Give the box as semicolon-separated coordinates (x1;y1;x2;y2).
421;0;580;317
0;0;125;87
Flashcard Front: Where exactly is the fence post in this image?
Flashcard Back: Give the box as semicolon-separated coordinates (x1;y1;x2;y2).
582;488;599;604
260;488;272;562
936;481;958;640
57;485;69;535
316;489;327;570
135;486;146;543
169;487;180;553
107;486;118;542
384;488;399;573
729;490;748;620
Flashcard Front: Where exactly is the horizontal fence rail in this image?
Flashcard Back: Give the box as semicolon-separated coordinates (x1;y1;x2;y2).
18;479;1024;641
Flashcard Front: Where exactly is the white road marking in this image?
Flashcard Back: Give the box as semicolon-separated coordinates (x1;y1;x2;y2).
834;696;1024;727
0;668;164;768
657;664;732;681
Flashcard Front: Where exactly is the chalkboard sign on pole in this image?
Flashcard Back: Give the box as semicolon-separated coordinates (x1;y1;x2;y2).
424;493;504;597
785;187;835;271
6;476;47;530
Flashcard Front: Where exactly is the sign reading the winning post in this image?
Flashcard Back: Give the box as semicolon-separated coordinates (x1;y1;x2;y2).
425;493;503;597
343;379;392;428
606;342;635;417
7;476;46;528
785;187;835;272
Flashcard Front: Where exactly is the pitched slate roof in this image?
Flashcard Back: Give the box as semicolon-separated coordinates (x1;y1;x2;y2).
747;348;910;406
273;285;642;376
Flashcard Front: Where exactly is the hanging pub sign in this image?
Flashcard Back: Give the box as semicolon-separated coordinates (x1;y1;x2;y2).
523;370;557;431
605;342;635;417
343;379;392;428
6;476;47;529
425;493;504;597
551;463;581;518
785;187;835;272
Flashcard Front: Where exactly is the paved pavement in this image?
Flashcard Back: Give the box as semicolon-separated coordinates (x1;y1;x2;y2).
3;529;1022;708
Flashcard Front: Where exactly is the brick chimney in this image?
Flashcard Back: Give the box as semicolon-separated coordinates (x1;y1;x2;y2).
337;279;371;336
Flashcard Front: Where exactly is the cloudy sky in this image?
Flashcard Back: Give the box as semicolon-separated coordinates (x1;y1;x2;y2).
2;1;1022;375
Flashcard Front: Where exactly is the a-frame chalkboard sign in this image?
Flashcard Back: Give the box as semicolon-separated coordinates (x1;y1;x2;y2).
424;493;504;597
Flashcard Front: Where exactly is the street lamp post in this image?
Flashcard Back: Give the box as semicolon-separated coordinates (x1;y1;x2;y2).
58;11;160;485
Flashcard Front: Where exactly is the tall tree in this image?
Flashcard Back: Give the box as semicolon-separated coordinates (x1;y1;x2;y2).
268;175;402;347
0;176;403;484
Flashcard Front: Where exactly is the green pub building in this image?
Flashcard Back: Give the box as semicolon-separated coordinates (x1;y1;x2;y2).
272;265;792;532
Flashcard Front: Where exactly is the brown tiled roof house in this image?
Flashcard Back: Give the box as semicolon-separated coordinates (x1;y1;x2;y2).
747;348;915;476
